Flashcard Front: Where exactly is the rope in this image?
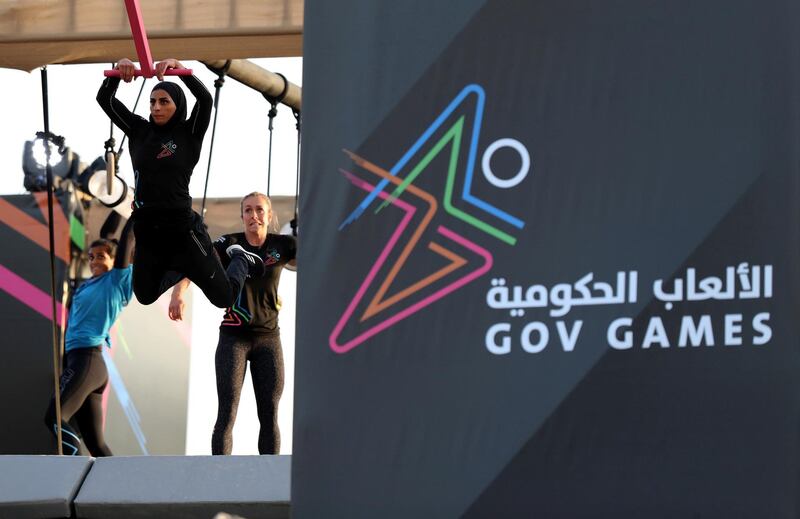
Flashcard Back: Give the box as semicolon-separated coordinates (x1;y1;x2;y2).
291;108;301;236
116;76;147;157
264;73;288;198
102;65;146;201
104;64;117;196
200;60;231;219
40;66;64;456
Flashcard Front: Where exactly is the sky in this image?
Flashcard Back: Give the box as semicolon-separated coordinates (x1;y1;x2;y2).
0;57;303;200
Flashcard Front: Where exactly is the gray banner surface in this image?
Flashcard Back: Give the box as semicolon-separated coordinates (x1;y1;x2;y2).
295;1;800;516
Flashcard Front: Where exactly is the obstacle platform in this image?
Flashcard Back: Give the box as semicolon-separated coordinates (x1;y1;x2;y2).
0;455;290;519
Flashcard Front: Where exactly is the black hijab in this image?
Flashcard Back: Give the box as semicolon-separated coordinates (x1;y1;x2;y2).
150;81;187;129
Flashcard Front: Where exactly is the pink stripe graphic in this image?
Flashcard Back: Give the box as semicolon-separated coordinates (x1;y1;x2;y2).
0;263;66;325
329;172;417;353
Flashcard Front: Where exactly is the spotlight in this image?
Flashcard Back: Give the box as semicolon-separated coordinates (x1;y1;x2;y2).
21;133;78;192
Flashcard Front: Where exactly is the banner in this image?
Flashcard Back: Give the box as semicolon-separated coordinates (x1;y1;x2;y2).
296;0;800;516
0;193;74;454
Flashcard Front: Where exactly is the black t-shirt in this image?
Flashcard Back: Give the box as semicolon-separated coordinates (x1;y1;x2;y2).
96;76;212;212
213;233;297;335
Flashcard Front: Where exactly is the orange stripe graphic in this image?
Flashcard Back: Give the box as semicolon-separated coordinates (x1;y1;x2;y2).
345;151;470;322
0;196;70;263
362;241;466;319
33;191;70;237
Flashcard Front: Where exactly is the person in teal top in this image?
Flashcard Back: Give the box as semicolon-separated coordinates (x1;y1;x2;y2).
44;233;133;456
65;259;132;352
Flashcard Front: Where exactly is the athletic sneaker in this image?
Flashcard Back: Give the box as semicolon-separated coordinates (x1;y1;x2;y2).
226;244;265;277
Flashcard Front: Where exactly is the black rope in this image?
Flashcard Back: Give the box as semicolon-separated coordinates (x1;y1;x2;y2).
100;64;145;208
104;64;118;195
265;108;275;197
291;108;301;236
263;73;288;198
200;60;231;219
40;67;64;456
116;77;147;158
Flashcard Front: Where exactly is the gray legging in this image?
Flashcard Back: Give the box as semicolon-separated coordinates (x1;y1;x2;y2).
211;330;285;455
44;347;112;456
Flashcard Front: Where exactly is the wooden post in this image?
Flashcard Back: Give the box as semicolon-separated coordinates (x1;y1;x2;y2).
203;59;302;112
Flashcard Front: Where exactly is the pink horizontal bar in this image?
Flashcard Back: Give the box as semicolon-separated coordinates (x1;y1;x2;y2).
104;68;194;78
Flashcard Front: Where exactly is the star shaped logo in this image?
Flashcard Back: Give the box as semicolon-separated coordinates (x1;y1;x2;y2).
330;84;530;353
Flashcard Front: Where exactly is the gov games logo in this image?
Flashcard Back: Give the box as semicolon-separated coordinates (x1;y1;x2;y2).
329;84;530;353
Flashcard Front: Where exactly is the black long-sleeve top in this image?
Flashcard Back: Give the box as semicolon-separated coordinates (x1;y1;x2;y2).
96;75;212;212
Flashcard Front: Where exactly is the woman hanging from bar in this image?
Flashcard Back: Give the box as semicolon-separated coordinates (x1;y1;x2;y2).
43;230;134;456
96;57;263;310
168;192;297;454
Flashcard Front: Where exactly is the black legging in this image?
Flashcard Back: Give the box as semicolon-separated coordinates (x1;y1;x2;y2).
133;210;248;307
44;347;112;456
212;331;285;455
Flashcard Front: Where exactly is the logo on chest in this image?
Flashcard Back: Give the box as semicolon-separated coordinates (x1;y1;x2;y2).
157;140;178;159
264;249;281;266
